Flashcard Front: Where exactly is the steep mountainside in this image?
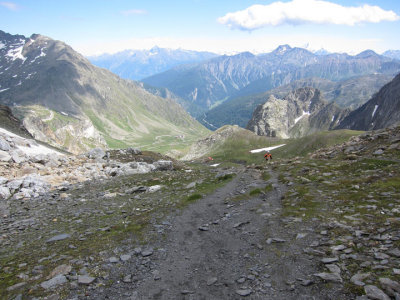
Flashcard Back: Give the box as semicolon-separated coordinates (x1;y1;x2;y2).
88;47;218;80
202;74;391;129
337;73;400;131
0;30;209;153
0;104;32;138
246;87;349;138
142;45;400;114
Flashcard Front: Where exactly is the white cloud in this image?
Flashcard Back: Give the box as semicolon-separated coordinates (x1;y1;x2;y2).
218;0;400;30
0;1;19;11
121;9;147;16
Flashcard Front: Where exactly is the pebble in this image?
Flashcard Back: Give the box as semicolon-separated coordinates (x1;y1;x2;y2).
109;257;119;263
120;254;131;261
78;275;96;285
314;272;343;283
141;249;154;257
46;233;71;243
207;277;218;286
236;289;252;296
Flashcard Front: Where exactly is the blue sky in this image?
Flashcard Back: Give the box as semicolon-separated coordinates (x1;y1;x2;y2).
1;0;399;55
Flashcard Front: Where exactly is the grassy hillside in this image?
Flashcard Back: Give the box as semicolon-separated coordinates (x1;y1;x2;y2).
186;126;364;165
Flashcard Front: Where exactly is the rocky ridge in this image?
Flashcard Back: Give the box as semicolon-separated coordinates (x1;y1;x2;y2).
246;87;349;138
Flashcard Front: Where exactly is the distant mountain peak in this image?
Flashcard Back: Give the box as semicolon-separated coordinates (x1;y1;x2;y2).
273;44;292;55
356;50;379;58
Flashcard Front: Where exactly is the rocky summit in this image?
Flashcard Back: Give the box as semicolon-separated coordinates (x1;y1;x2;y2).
246;87;349;138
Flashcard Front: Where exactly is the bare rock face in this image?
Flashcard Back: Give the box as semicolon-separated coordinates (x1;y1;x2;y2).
246;87;349;138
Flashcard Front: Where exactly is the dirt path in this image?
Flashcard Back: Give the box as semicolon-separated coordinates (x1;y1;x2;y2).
84;166;348;299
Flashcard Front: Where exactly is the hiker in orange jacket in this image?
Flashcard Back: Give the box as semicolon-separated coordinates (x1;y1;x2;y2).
264;151;272;161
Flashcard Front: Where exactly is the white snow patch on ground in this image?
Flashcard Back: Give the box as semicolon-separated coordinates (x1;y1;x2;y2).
250;144;286;153
0;88;10;93
210;163;220;167
0;42;5;49
0;127;63;156
295;111;310;124
372;105;379;118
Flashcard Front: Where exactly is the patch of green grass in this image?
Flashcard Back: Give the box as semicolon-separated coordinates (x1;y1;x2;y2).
262;172;271;181
264;184;273;192
249;188;262;196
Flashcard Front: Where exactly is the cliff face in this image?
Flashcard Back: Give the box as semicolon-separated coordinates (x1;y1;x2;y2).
337;73;400;131
246;87;349;138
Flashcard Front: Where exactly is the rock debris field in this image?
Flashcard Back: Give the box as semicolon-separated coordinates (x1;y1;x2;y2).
1;125;400;299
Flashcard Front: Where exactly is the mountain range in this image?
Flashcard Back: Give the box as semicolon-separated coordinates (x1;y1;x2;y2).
246;72;400;138
201;74;393;129
142;45;400;117
0;30;208;154
88;47;218;80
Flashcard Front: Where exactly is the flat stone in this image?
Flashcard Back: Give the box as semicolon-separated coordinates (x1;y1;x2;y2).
364;285;390;300
48;265;72;279
379;278;400;296
388;248;400;258
321;257;339;264
314;272;342;283
46;233;70;243
375;252;390;260
207;277;218;286
236;289;252;296
326;264;341;274
120;254;131;261
350;273;370;286
141;249;154;257
109;257;119;263
78;275;96;285
6;282;26;291
41;274;67;289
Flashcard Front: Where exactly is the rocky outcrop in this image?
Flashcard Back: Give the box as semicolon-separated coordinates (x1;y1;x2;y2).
0;129;174;201
337;72;400;131
246;87;349;138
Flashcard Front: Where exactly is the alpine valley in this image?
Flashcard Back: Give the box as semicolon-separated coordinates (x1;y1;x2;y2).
0;30;209;154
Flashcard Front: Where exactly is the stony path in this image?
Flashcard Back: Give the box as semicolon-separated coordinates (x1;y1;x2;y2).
84;166;348;300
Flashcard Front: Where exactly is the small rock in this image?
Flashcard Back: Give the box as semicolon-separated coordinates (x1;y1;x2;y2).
236;289;252;296
321;257;339;264
41;274;67;289
109;256;119;263
48;265;72;279
6;282;26;292
46;233;70;243
314;272;342;283
78;275;96;285
364;285;390;300
375;253;390;260
207;277;218;286
350;273;371;286
198;226;209;231
379;278;400;296
120;254;131;261
123;274;132;283
141;249;154;257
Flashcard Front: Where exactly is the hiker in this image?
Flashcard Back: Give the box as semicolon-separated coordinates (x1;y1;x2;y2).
264;151;272;162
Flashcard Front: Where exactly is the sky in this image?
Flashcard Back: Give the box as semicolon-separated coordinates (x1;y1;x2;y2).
0;0;399;56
